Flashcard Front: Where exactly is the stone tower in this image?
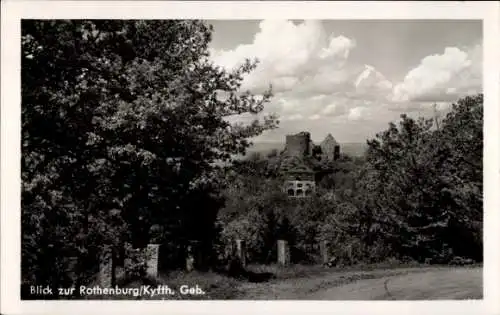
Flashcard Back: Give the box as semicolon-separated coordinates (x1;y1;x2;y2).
284;132;311;157
320;133;340;161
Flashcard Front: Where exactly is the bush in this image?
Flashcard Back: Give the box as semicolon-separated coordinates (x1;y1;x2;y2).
123;244;149;279
221;209;268;263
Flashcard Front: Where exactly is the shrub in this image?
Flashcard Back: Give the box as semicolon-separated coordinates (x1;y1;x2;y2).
123;244;149;279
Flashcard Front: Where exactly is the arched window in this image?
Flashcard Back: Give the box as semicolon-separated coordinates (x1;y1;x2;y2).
287;189;295;196
296;189;303;197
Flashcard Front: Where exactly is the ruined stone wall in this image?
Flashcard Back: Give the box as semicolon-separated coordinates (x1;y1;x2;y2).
320;134;340;161
284;180;315;197
285;132;311;157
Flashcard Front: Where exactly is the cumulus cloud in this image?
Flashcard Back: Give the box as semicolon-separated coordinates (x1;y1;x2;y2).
210;20;400;126
348;107;366;121
211;20;482;143
355;65;393;97
282;114;304;121
392;45;482;102
210;20;359;94
273;93;351;122
322;101;349;117
322;104;340;115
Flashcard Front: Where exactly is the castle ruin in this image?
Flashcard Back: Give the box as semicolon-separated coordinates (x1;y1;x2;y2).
280;132;340;198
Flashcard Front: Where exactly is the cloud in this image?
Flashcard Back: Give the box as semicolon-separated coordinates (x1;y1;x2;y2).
348;107;368;121
321;104;339;115
392;45;482;102
420;101;453;112
282;114;304;121
355;65;393;97
210;20;357;94
271;93;350;122
210;20;400;128
321;102;348;116
211;21;482;144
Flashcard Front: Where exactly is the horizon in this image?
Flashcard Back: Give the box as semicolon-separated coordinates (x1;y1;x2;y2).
246;140;368;157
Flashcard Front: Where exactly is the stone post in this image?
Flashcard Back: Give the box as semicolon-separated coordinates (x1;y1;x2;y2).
277;240;290;266
320;240;330;265
146;244;160;278
346;243;353;265
235;239;247;268
186;253;194;272
123;244;137;272
67;256;79;286
186;241;198;272
99;246;116;287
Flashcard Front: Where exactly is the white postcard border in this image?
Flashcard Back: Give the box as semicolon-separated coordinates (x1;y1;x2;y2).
1;1;499;315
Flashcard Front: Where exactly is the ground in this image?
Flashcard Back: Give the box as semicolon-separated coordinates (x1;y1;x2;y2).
96;264;482;300
232;265;482;300
308;267;482;300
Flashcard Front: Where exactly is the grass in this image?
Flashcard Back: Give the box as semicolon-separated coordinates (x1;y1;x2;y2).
81;269;240;300
155;270;241;300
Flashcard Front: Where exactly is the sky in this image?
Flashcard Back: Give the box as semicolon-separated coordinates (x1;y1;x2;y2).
207;20;482;143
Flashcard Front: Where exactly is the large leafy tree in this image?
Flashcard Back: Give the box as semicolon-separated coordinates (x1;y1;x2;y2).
21;20;277;289
360;94;483;262
433;94;483;259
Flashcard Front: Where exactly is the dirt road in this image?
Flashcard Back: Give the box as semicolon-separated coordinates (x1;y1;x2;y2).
236;266;482;300
309;267;482;300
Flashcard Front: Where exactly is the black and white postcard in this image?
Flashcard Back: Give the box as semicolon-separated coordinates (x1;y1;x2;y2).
1;1;499;315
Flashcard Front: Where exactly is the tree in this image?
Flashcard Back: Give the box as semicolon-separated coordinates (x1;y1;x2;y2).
359;94;483;262
434;94;483;260
21;20;277;291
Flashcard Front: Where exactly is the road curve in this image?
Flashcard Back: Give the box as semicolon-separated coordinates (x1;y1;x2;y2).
309;267;482;300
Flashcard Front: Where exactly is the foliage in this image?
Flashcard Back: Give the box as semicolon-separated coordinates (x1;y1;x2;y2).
219;178;292;263
220;94;483;266
123;244;149;279
358;94;483;262
21;20;277;290
317;154;362;191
